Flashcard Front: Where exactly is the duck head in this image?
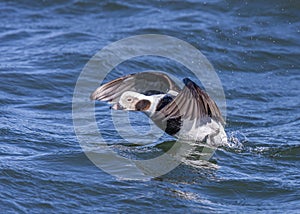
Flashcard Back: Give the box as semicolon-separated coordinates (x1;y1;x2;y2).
112;91;151;112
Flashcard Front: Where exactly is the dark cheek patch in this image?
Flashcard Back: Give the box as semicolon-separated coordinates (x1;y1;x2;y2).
135;100;151;111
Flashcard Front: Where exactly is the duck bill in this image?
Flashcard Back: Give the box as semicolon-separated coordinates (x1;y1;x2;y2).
111;103;125;110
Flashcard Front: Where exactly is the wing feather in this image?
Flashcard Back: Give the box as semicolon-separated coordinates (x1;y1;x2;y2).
152;78;224;125
90;71;180;103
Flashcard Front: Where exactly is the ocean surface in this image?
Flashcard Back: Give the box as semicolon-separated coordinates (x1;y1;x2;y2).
1;0;299;213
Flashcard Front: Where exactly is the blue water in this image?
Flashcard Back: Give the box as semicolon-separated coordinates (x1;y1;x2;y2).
1;0;300;212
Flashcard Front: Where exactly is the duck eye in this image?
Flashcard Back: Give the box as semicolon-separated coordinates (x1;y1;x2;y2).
127;98;132;102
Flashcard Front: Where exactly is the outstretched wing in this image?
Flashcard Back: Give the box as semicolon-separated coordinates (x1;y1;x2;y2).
152;78;225;125
90;71;180;103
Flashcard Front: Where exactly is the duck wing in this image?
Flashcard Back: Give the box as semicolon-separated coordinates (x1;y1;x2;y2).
90;71;180;103
152;78;225;125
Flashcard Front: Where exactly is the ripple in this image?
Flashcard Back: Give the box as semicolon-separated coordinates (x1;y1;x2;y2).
1;0;300;212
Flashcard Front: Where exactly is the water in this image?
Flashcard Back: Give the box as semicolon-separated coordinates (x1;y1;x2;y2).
1;0;299;212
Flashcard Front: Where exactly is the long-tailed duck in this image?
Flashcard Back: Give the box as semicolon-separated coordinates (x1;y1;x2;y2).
90;72;227;146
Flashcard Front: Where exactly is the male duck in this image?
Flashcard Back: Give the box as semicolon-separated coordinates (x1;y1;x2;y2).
90;72;227;147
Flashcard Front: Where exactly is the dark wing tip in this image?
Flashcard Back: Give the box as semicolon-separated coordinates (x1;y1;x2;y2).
183;77;190;85
182;77;225;124
183;78;196;87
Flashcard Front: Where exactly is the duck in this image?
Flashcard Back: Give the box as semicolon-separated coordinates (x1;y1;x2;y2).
90;71;227;147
